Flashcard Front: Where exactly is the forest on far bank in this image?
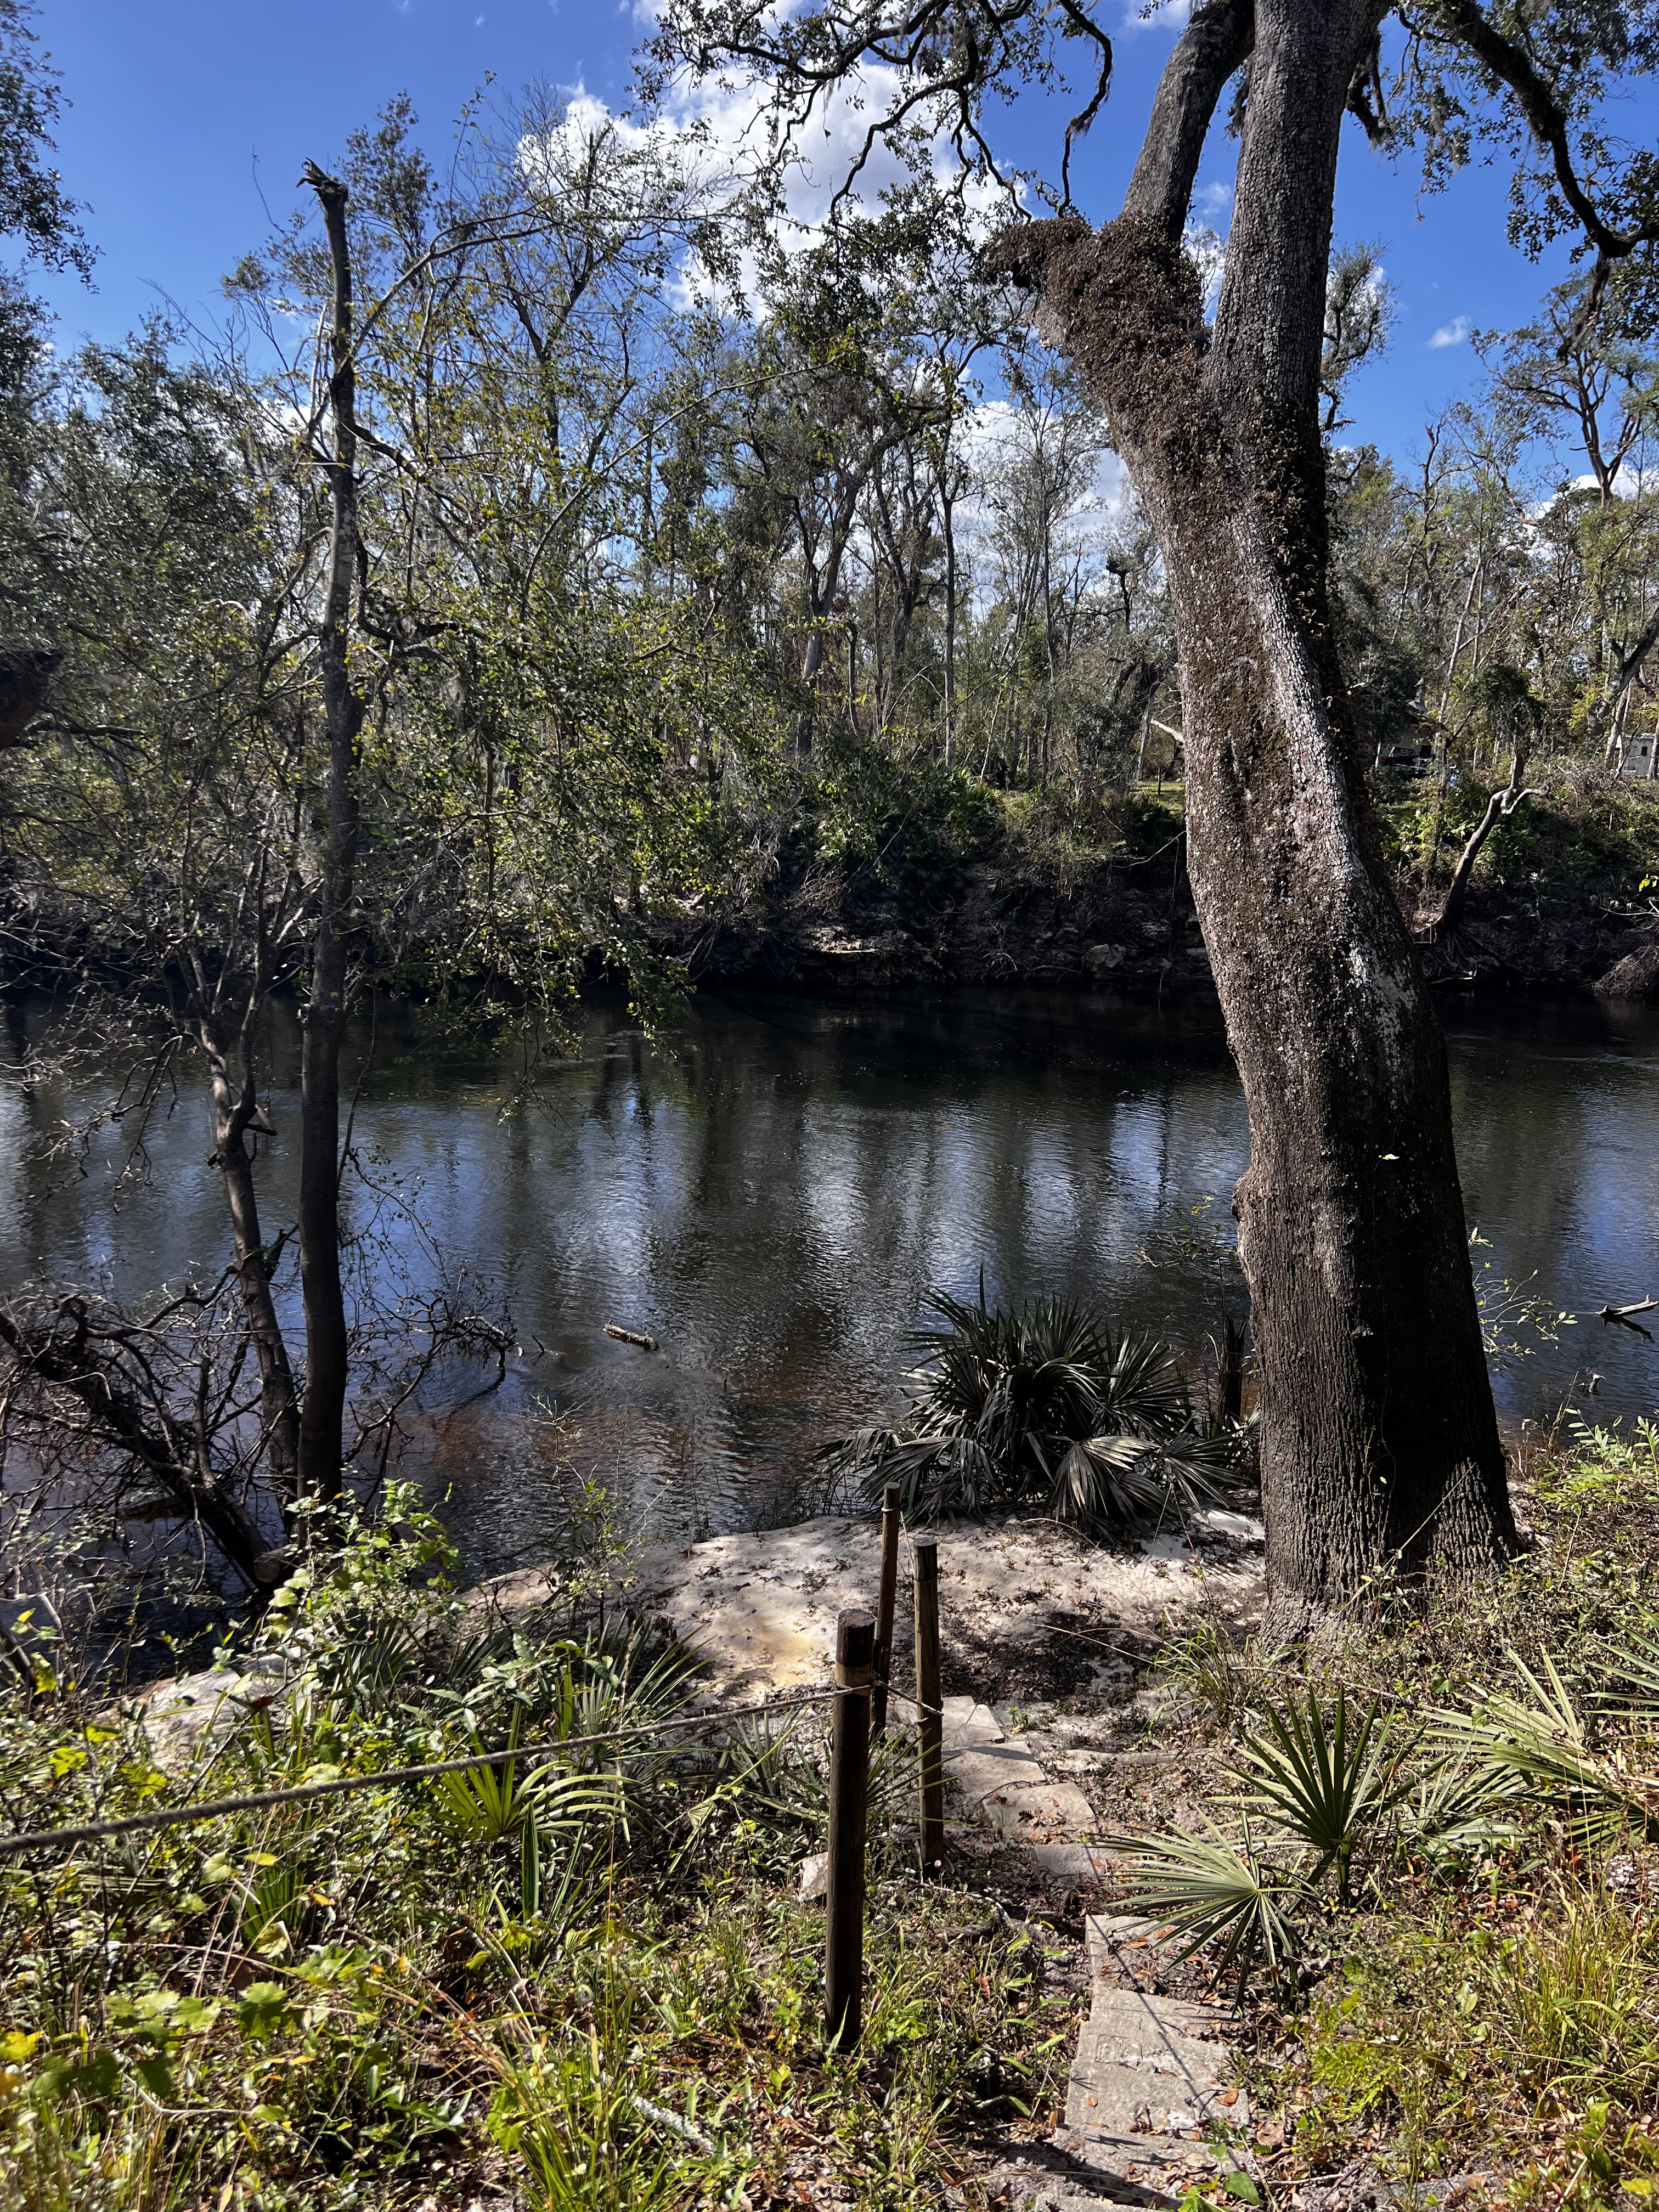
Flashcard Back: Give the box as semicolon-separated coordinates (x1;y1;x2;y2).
5;84;1659;1043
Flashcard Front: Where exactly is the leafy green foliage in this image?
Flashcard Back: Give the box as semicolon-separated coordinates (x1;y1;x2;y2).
1232;1688;1407;1896
1303;1882;1659;2188
1434;1646;1659;1848
822;1285;1235;1533
1105;1685;1405;1996
0;1494;1078;2209
0;1;94;276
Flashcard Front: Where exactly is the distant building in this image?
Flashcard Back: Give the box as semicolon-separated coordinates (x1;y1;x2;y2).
1608;729;1659;778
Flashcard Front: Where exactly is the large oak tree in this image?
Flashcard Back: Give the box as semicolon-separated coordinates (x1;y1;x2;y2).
646;0;1659;1629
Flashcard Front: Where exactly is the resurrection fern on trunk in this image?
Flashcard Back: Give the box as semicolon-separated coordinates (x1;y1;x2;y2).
822;1288;1235;1533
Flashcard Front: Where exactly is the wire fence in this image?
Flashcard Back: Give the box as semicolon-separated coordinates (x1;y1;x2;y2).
0;1682;946;1858
3;1497;945;2054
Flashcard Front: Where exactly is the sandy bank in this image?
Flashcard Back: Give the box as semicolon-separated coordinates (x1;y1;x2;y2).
475;1507;1266;1708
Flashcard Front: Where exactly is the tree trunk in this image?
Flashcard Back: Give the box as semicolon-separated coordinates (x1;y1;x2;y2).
198;1015;301;1503
1594;597;1659;742
298;165;365;1502
1432;754;1539;939
993;0;1517;1629
941;474;958;766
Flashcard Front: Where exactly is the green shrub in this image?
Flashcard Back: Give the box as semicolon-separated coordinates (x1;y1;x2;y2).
0;1489;1078;2210
821;1285;1237;1533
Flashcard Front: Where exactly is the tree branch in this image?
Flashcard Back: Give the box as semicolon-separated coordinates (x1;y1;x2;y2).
1122;0;1255;239
1426;0;1656;330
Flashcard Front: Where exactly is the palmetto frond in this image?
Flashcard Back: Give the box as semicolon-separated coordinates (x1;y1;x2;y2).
823;1282;1238;1532
1403;1759;1528;1863
1048;1430;1229;1533
1227;1686;1408;1893
1103;1820;1308;1995
1434;1651;1659;1848
1599;1632;1659;1730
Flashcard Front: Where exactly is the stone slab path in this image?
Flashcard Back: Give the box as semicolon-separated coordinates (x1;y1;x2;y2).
941;1697;1099;1843
946;1724;1256;2210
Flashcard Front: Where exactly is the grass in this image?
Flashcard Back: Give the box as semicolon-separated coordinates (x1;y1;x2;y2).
0;1493;1081;2211
1301;1881;1659;2191
8;1420;1659;2209
1128;1418;1659;2210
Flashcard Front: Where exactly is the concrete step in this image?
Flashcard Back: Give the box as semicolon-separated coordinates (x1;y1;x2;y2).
1029;1841;1122;1884
1066;1990;1248;2140
941;1697;1099;1841
982;2154;1158;2211
945;1717;1255;2201
1060;1922;1250;2176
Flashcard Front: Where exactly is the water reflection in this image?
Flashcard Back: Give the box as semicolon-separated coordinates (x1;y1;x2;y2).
3;985;1657;1579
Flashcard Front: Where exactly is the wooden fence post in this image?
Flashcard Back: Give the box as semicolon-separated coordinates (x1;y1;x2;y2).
825;1609;874;2047
871;1483;900;1739
912;1534;945;1875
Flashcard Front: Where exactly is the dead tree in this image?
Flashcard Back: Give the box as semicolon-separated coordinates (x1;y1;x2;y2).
297;163;367;1503
1431;755;1543;940
0;1291;267;1587
1431;663;1544;938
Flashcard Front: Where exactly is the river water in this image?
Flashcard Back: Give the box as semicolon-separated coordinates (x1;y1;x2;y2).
3;984;1657;1579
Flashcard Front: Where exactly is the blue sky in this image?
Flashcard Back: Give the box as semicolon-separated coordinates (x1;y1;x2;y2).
29;1;1652;465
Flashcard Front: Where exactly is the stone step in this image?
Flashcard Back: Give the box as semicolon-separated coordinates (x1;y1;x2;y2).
982;2153;1160;2211
941;1717;1255;2200
941;1697;1099;1841
1063;1932;1250;2175
1066;1994;1248;2138
1029;1841;1122;1884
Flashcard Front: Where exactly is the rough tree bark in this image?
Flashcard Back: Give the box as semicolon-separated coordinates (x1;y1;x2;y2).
198;1009;301;1502
989;0;1520;1628
297;163;366;1502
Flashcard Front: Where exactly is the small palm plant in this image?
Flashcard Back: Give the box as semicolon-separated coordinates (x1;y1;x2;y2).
1107;1684;1410;1996
821;1284;1235;1534
1433;1643;1659;1849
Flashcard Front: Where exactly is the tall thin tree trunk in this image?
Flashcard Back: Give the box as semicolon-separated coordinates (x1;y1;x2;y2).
1437;555;1482;724
199;1015;301;1503
298;164;365;1502
994;0;1517;1631
941;475;958;768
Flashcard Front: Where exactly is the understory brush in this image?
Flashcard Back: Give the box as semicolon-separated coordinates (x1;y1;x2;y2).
1119;1421;1659;2208
0;1492;1076;2210
799;744;999;896
1379;761;1659;902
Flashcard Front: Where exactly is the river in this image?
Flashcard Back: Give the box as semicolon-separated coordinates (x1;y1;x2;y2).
2;984;1656;1580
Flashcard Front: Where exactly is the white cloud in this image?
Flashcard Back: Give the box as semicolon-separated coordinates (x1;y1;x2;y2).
1193;179;1232;222
538;70;1009;315
1125;1;1193;28
1573;465;1652;500
1427;315;1470;348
